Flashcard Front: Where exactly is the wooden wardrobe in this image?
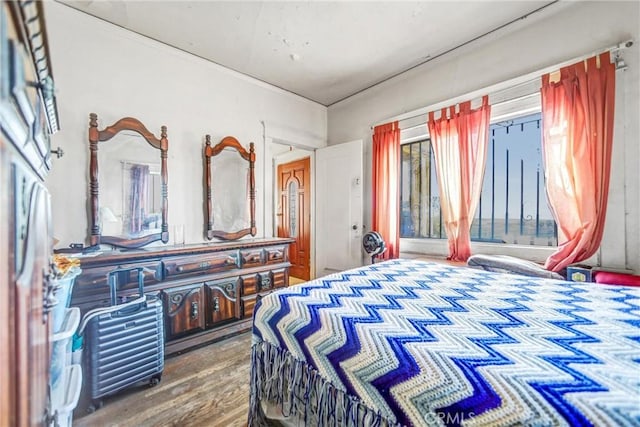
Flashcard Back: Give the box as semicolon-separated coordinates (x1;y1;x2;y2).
1;1;60;425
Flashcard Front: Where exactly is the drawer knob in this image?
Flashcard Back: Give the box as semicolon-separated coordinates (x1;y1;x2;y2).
212;297;220;312
177;266;184;272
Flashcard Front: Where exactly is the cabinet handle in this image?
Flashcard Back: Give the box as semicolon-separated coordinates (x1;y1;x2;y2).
176;261;211;273
191;301;199;319
212;297;220;312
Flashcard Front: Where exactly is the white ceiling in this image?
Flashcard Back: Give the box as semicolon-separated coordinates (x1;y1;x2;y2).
60;1;557;106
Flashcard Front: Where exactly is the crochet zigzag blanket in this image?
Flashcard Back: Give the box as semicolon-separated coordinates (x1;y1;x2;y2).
250;259;640;426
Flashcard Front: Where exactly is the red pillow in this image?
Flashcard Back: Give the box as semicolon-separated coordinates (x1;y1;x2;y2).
594;271;640;287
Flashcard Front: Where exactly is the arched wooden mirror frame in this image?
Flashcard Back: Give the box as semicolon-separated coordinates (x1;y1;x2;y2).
88;113;169;248
204;135;256;240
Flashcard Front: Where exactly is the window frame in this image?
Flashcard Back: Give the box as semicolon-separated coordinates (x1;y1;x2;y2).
399;87;557;262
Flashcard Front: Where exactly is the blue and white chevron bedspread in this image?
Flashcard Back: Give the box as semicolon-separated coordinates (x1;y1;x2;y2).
250;259;640;426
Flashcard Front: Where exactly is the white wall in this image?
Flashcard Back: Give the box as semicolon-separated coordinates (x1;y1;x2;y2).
328;1;640;273
44;3;327;248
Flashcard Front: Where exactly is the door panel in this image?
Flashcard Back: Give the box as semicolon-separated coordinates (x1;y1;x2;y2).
13;169;51;426
316;140;363;275
277;157;311;280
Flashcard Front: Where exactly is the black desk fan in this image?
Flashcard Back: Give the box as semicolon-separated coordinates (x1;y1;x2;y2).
362;231;387;264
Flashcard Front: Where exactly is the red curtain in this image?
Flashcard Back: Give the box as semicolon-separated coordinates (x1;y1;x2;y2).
372;121;400;259
428;96;491;261
541;52;616;272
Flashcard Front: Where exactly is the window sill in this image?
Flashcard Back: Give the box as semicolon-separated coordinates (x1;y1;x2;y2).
400;238;556;264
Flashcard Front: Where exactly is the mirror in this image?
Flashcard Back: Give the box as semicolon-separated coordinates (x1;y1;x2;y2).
204;135;256;240
88;113;169;248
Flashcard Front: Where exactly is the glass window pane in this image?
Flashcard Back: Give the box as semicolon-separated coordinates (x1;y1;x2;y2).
400;144;413;237
471;112;557;246
409;143;420;238
288;180;298;238
419;143;428;237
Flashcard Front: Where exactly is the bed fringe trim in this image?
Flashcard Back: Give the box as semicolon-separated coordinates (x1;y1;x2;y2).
248;340;401;427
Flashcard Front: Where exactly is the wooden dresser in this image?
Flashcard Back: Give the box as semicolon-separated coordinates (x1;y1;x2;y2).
1;1;60;425
70;238;294;354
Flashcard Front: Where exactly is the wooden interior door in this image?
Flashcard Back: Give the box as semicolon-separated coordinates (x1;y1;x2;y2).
277;158;311;280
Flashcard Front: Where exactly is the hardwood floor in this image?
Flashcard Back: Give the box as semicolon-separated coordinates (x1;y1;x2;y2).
74;333;252;427
289;276;306;285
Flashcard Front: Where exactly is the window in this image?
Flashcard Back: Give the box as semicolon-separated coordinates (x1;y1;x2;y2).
400;140;442;238
399;110;558;247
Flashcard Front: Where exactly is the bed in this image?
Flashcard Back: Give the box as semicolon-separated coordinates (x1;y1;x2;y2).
249;259;640;426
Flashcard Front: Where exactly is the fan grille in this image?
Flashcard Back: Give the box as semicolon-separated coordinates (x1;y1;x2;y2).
362;231;386;260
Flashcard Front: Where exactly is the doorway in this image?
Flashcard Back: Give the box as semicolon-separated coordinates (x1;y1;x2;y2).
276;157;311;281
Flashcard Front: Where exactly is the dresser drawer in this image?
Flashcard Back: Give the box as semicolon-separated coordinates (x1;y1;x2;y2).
240;294;258;319
241;273;260;296
73;262;161;303
163;251;238;277
272;268;288;288
265;246;287;264
240;249;263;268
76;262;161;288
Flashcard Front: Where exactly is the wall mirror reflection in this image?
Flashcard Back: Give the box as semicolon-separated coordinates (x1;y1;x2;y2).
204;135;256;240
89;113;169;249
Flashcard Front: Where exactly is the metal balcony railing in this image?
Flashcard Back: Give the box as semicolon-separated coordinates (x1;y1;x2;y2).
400;112;558;246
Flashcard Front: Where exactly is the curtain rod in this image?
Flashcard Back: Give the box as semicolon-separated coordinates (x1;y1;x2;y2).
371;39;633;131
